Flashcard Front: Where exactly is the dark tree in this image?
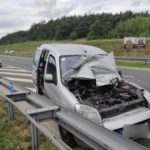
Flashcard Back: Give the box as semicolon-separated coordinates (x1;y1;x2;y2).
0;11;150;44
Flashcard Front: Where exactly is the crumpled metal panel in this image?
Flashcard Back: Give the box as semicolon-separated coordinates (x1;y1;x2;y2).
69;52;121;86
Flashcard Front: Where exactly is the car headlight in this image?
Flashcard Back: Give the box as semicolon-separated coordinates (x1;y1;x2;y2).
144;90;150;104
75;104;102;124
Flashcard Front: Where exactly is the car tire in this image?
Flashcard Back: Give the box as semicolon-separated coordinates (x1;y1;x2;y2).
59;126;93;149
59;125;77;148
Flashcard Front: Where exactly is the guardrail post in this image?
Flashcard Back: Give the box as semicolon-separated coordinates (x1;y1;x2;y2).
31;118;39;150
27;106;59;150
7;82;15;120
8;102;14;120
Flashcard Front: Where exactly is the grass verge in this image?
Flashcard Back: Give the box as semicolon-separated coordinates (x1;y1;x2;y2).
116;61;150;68
0;38;150;58
0;97;56;150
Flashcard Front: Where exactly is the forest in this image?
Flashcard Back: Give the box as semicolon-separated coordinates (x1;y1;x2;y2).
0;11;150;44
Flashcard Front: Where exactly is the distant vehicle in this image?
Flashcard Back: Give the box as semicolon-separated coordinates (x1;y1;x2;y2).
32;44;150;147
0;57;2;67
5;50;15;54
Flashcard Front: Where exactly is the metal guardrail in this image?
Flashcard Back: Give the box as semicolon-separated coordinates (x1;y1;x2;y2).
115;57;150;64
0;78;72;150
57;110;149;150
0;77;149;150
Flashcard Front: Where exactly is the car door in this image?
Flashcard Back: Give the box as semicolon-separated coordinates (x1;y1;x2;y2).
32;47;42;86
44;54;61;103
36;50;49;94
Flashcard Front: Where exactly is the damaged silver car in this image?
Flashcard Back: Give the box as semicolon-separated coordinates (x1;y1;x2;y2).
0;57;2;67
32;44;150;147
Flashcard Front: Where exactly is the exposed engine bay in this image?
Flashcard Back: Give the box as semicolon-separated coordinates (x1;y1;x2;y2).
66;79;148;119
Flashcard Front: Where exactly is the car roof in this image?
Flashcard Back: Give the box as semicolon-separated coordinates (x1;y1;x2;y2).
40;44;107;56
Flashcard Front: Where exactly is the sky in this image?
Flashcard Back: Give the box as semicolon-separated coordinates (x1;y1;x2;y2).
0;0;150;38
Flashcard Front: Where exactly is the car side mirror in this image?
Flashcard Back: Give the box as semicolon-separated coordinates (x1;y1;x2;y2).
45;74;53;83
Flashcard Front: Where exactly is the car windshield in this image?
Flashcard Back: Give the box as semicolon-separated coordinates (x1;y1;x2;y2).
60;53;117;82
60;55;86;75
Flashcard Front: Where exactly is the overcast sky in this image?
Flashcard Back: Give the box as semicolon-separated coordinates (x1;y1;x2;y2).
0;0;150;38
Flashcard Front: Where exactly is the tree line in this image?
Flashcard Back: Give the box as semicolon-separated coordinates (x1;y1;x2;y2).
0;11;150;44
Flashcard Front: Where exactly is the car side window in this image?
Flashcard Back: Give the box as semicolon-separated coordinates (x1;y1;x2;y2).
46;55;57;84
44;51;49;62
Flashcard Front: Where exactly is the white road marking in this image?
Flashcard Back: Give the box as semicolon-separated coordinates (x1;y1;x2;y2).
0;72;32;77
26;87;36;93
3;64;31;72
5;77;33;83
3;66;17;69
0;68;31;73
123;75;135;78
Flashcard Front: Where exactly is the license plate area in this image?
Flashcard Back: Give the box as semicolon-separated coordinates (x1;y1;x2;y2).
123;123;149;138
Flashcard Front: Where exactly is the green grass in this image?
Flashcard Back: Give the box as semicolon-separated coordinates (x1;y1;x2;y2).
72;38;123;55
0;40;56;57
0;38;150;58
73;38;150;57
0;40;54;51
0;98;57;150
116;61;150;68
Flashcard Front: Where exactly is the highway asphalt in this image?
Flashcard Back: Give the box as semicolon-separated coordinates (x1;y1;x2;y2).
0;56;34;92
1;56;150;92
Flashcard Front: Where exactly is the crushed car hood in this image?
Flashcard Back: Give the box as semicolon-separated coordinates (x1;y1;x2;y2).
69;52;122;86
95;73;120;86
88;52;117;73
